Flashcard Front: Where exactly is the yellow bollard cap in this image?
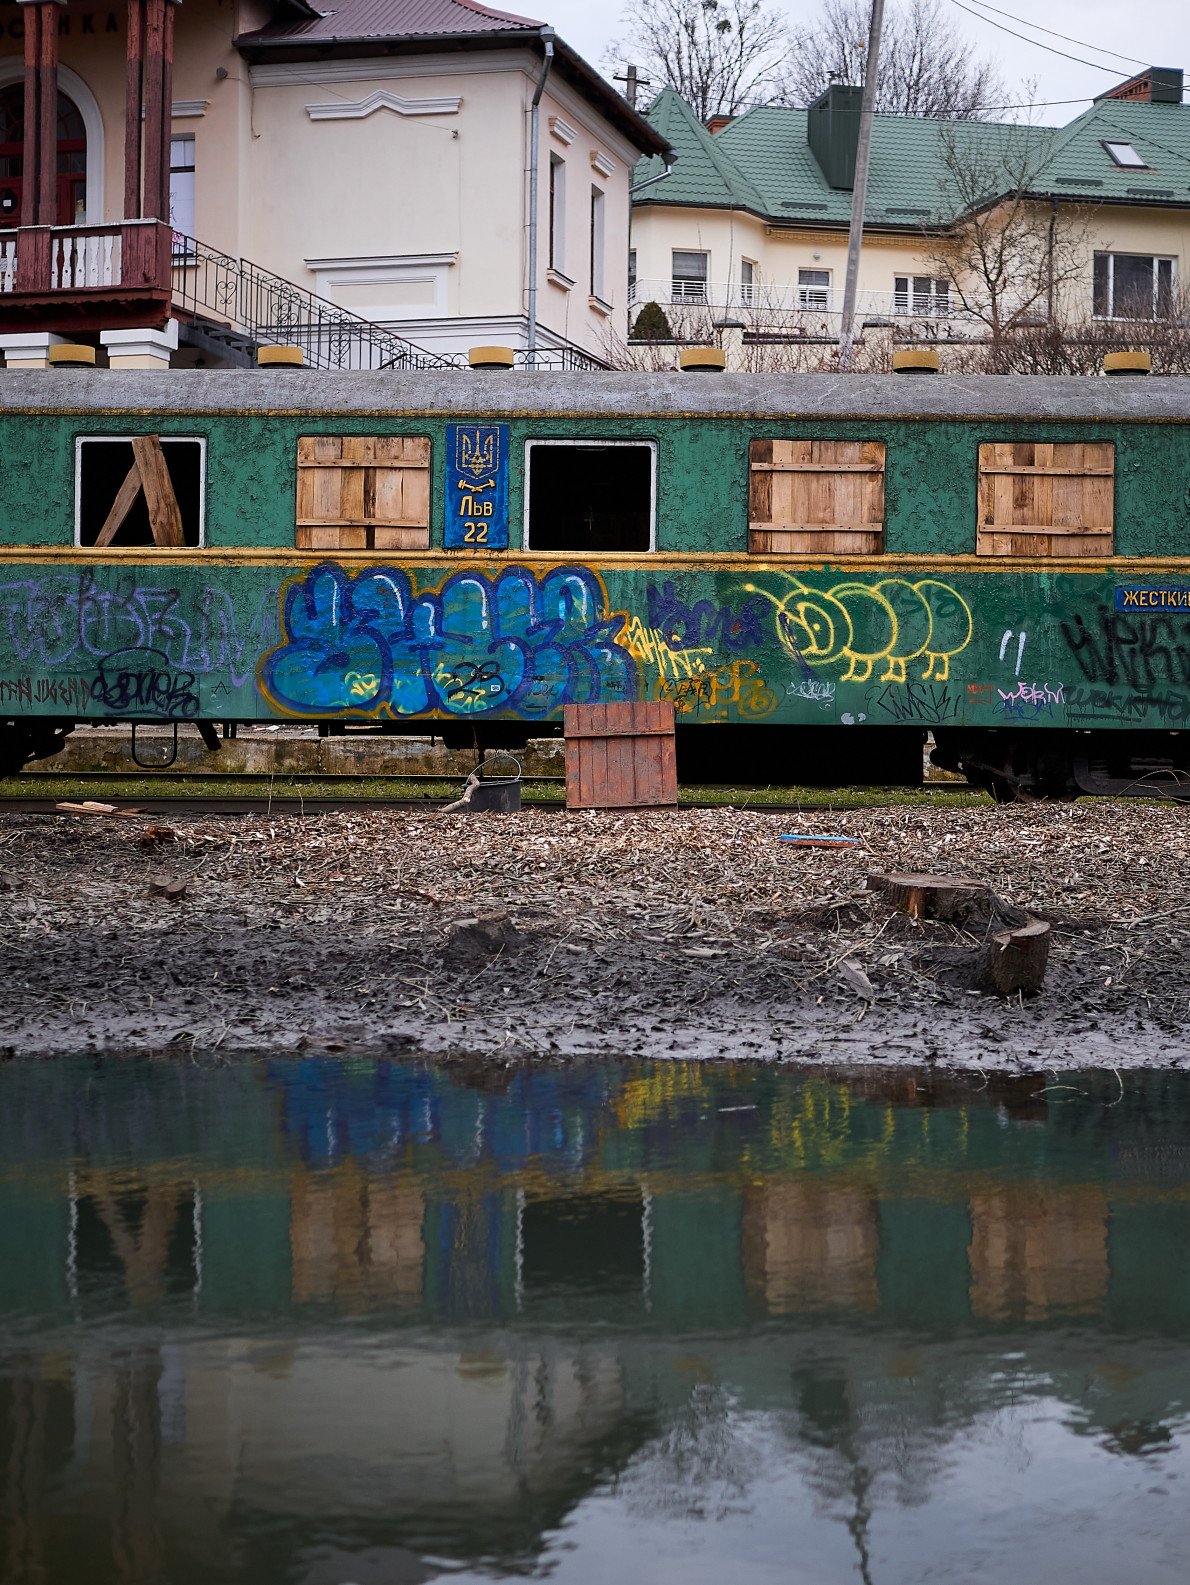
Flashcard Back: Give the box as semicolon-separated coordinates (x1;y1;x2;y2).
1103;350;1151;375
892;348;940;373
678;347;726;372
257;345;305;368
48;344;97;367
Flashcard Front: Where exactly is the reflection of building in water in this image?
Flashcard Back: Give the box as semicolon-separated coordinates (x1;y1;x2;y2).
968;1187;1109;1321
289;1164;425;1308
742;1181;879;1314
3;1062;1190;1580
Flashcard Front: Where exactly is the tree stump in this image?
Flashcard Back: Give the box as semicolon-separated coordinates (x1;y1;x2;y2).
979;918;1052;997
866;872;994;922
443;911;521;968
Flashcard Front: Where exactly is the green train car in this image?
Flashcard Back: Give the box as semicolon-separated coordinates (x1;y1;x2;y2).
1;368;1189;799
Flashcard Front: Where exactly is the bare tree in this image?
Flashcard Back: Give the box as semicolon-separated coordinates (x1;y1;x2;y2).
605;0;791;122
782;0;1005;119
920;123;1092;353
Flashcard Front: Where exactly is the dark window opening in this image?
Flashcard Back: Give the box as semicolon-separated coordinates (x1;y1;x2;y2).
527;443;653;552
521;1192;644;1300
78;438;203;547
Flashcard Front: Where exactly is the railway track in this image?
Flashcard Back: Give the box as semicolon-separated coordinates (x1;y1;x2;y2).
0;770;979;817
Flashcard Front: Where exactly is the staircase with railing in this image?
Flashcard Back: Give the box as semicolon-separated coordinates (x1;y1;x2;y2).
170;234;453;371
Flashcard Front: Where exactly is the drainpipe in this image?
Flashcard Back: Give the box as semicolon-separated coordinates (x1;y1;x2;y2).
526;33;555;369
1047;197;1057;326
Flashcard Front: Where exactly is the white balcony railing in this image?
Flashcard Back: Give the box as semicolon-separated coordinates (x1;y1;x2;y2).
628;277;968;323
0;221;171;298
49;225;121;289
0;230;16;293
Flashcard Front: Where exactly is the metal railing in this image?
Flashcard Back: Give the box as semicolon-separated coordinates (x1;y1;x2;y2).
629;278;968;321
437;344;611;372
170;234;452;371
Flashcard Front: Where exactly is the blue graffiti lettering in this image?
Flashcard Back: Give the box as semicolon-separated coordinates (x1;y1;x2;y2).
646;581;766;652
259;563;638;720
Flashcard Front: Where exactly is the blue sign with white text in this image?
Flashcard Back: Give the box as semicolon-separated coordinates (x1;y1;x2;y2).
445;423;510;549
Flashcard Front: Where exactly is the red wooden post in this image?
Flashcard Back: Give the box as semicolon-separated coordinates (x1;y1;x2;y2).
120;220;170;288
19;1;40;226
124;0;145;219
141;0;170;223
36;3;59;229
18;225;52;292
160;0;175;222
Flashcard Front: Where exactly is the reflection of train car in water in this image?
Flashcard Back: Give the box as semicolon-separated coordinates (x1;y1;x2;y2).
1;367;1189;799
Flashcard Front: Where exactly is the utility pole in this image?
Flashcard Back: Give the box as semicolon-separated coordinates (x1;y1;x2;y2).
613;65;650;111
837;0;885;371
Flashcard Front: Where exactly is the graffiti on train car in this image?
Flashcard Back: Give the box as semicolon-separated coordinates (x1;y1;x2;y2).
0;573;279;713
645;582;768;653
747;575;974;685
258;562;638;719
1062;608;1190;689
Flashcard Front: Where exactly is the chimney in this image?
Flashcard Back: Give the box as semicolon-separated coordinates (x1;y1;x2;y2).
706;115;732;134
807;83;863;190
1095;67;1184;105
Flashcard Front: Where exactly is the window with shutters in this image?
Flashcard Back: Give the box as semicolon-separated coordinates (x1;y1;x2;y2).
296;436;431;551
976;442;1114;557
76;435;205;547
748;439;885;555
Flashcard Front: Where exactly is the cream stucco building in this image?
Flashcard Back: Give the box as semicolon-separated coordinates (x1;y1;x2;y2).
629;71;1190;366
0;0;669;368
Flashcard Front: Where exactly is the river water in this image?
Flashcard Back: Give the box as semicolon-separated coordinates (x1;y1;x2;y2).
1;1058;1187;1584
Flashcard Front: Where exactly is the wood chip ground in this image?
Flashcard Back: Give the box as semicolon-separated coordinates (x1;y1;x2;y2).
0;803;1185;1066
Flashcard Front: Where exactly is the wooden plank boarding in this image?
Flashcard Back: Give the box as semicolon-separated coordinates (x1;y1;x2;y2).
93;435;185;548
749;438;885;555
564;701;677;810
977;441;1113;557
296;435;430;551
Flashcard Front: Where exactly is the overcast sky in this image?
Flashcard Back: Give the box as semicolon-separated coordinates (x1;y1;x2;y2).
533;0;1190;123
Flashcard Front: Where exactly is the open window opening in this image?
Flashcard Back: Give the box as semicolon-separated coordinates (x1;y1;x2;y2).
526;440;655;553
76;436;205;547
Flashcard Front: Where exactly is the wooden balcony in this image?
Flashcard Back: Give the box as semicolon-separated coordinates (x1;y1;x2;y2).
0;220;173;333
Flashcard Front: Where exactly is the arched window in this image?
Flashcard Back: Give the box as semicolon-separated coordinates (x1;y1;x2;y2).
0;85;88;225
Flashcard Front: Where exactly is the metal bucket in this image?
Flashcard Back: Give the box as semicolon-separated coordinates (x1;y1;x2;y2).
467;753;522;813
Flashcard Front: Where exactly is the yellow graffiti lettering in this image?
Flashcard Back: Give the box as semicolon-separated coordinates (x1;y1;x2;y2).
659;659;777;720
744;575;973;686
622;616;712;682
344;670;380;698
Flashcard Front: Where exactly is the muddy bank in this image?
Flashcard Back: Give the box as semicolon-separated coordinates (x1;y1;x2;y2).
1;803;1187;1066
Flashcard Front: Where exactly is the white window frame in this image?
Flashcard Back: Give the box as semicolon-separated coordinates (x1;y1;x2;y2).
589;184;606;303
74;435;207;548
1093;252;1176;320
797;267;831;310
169;134;196;257
893;274;951;316
548;154;566;276
523;438;658;553
671;249;709;302
740;257;756;306
1102;140;1149;169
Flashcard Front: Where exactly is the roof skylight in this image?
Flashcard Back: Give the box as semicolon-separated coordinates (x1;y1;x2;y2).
1103;140;1149;169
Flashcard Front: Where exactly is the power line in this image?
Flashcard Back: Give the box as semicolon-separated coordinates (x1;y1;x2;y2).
959;1;1150;71
945;0;1140;76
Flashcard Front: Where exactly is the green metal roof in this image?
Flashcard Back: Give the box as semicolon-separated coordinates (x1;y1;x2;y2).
635;88;1190;227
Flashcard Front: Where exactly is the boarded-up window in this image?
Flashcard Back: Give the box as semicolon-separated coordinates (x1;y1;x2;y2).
749;439;885;555
977;442;1114;557
296;436;430;551
76;436;204;548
